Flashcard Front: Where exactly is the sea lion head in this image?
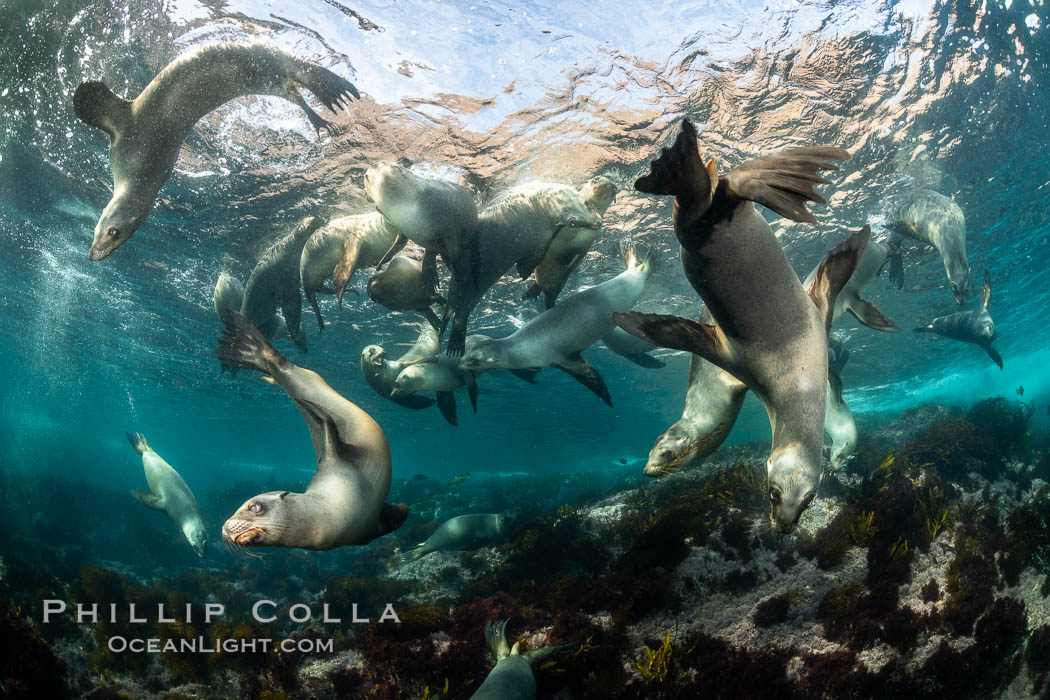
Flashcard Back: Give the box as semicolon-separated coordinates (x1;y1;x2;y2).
390;364;427;399
579;176;617;218
183;521;209;557
974;313;996;342
89;192;146;260
645;422;704;477
364;162;419;208
947;264;971;305
361;344;387;369
457;337;506;372
767;445;820;534
222;491;297;548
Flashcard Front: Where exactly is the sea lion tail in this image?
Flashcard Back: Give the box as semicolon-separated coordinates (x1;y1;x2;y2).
216;309;287;374
808;226;870;333
483;619;513;662
125;432;150;455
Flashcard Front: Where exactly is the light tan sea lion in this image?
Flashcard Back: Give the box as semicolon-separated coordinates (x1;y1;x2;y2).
366;255;445;329
360;324;440;410
802;237;901;332
213;271;305;352
886;189;969;304
74;42;358;260
216;310;407;550
613;119;861;533
400;513;511;562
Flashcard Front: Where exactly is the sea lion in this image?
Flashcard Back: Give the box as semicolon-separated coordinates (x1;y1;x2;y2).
299;212;404;331
400;513;510;562
241;216;325;350
213;271;305;352
523;176;618;308
126;432;208;557
802;237;900;332
366;255;445;329
601;327;665;369
73;42;358;261
828;335;849;375
390;337;484;426
613;119;861;533
364;163;478;296
886;189;969;304
360;324;440;410
644;310;749;477
467;619;569;700
458;240;653;405
824;369;857;469
216;310;408;550
914;270;1002;369
443;181;606;355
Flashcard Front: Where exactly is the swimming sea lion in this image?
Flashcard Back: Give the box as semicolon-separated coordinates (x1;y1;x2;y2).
802;236;900;332
600;327;665;369
400;513;510;562
366;255;445;329
613;119;861;533
523;176;618;308
126;432;208;557
213;271;305;352
886;189;969;304
828;335;849;375
216;309;408;550
364;163;478;296
458;240;653;405
824;369;857;469
914;270;1002;369
360;324;440;410
241;216;325;350
390;337;484;426
74;42;358;260
468;619;570;700
644;310;749;477
443;181;606;355
299;212;404;331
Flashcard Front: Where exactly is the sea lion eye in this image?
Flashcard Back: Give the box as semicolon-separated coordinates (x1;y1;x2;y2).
106;226;120;239
770;489;782;505
950;282;958;292
248;503;261;513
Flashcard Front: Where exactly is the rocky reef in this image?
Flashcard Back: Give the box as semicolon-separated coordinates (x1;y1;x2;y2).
0;397;1047;698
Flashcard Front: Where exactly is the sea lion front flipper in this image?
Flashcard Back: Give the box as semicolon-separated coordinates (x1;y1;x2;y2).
623;352;666;369
983;344;1004;370
509;368;541;384
545;253;586;309
460;372;479;412
516;225;564;280
420;307;443;331
285;86;335;136
884;238;905;289
217;309;288;374
846;297;900;333
334;236;363;308
808;226;870;332
378;502;409;537
436;392;458;426
376;233;408;269
554;355;612;406
634;120;717;229
612;312;740;379
294;398;361;467
280;293;305;349
522;282;542;301
131;489;164;511
828;368;845;404
422;250;439;294
73;82;132;142
981;270;992;312
392;394;437;410
307;289;326;333
725;146;851;224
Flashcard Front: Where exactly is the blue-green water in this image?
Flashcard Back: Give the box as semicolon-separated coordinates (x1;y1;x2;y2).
1;1;1049;698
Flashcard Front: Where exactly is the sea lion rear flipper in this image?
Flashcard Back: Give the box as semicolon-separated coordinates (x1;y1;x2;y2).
484;619;513;663
436;392;458;426
884;238;905;289
509;368;541;384
131;489;164;511
624;352;666;369
725;146;851;224
846;297;900;333
983;344;1004;370
294;399;361;466
378;502;409;537
216;309;287;374
808;226;870;332
554;355;612;406
334;237;363;308
612;312;740;379
376;233;408;269
981;270;992;312
73;81;132;142
125;432;150;455
634;120;717;228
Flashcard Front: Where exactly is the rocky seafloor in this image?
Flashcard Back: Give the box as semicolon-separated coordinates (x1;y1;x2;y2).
1;397;1049;699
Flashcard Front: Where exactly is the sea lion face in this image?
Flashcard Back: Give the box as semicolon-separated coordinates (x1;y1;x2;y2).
948;264;971;305
645;423;702;476
390;366;425;398
364;162;419;209
222;491;294;548
183;522;209;557
975;314;996;342
361;345;386;370
579;176;617;218
89;192;145;260
767;448;820;534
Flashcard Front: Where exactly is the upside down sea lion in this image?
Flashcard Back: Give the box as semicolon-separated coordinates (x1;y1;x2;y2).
390;336;484;426
886;189;969;304
914;270;1002;369
74;42;358;260
126;432;208;557
366;255;445;329
613;119;862;533
802;236;900;332
360;324;440;410
216;310;408;550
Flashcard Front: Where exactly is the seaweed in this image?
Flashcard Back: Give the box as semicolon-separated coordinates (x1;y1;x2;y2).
0;593;67;699
752;593;791;627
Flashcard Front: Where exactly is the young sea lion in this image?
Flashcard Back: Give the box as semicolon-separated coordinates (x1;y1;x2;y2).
914;270;1002;369
802;236;900;332
443;181;606;355
400;513;510;562
216;310;408;550
522;176;618;308
824;369;857;469
886;189;969;304
126;432;208;557
613;119;861;533
366;255;445;329
458;240;654;406
241;216;325;350
466;620;571;700
360;324;440;410
299;212;404;331
213;271;305;352
74;42;358;260
390;337;485;426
